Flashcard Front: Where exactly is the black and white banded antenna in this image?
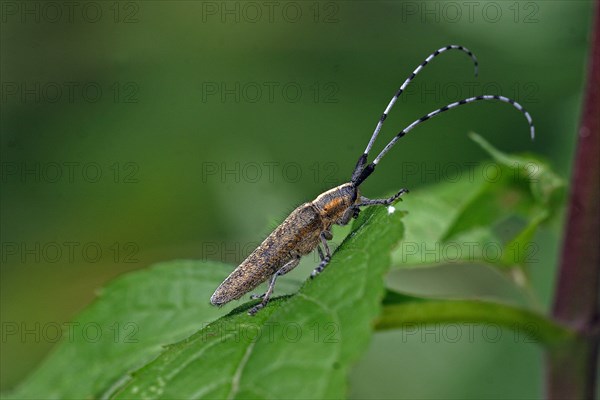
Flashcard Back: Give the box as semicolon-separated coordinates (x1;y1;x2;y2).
353;94;535;186
351;45;479;183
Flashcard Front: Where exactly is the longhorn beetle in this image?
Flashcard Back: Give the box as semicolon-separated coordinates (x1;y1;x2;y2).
210;45;535;315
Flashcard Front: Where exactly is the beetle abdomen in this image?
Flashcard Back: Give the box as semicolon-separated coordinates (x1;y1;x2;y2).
210;203;323;305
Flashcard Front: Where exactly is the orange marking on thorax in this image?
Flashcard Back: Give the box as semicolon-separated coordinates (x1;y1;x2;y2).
325;197;343;211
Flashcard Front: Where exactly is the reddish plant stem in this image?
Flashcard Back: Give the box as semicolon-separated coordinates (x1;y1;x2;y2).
546;1;600;398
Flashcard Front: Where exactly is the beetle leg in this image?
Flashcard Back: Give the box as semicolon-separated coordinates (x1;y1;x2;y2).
248;256;301;315
317;245;325;262
311;232;332;278
357;188;409;206
338;206;359;225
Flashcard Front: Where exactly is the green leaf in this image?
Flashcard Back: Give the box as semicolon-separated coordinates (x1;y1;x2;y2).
392;133;565;270
112;206;405;399
6;261;234;400
377;291;574;348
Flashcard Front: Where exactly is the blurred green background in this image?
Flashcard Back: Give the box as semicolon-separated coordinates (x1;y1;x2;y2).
0;0;593;397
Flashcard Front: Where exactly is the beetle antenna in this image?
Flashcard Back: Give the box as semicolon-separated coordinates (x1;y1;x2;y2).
350;45;478;183
353;95;535;186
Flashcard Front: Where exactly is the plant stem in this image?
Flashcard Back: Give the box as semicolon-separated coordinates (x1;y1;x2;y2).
376;300;574;348
547;1;600;398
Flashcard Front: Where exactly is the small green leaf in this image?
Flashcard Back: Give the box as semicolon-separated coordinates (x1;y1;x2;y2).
392;133;565;270
7;261;233;400
112;207;405;399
